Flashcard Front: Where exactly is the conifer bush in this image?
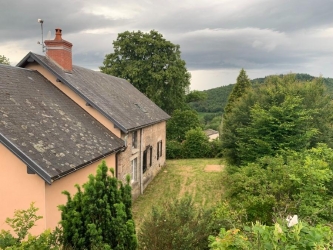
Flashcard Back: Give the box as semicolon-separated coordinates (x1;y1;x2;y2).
59;161;137;250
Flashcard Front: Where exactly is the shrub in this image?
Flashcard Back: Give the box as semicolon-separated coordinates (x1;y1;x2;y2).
223;145;333;225
59;160;137;250
138;195;213;250
166;140;183;159
0;203;60;250
209;220;333;249
208;139;223;158
182;128;210;158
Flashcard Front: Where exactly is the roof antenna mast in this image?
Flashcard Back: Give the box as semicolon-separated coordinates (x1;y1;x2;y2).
37;19;45;53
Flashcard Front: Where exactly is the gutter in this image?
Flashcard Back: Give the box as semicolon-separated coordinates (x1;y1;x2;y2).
51;145;126;182
0;133;52;184
127;117;170;133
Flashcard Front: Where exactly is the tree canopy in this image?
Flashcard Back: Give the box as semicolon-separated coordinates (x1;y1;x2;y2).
0;55;10;65
100;30;191;114
221;74;333;165
224;68;251;114
166;109;201;142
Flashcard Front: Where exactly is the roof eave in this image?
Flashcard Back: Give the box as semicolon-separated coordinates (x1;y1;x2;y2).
51;145;126;182
126;117;170;132
0;133;52;184
16;52;34;68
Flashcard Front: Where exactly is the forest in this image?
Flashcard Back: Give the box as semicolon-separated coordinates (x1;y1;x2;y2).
190;73;333;114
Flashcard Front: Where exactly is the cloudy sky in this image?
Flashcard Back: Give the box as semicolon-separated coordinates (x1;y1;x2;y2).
1;0;333;90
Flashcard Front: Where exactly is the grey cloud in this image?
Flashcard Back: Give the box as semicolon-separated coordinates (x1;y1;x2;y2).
137;0;333;34
0;0;131;42
1;0;333;88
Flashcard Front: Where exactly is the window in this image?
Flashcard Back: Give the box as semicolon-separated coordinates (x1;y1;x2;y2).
143;149;147;173
150;146;153;166
131;158;137;182
132;131;137;148
157;140;162;160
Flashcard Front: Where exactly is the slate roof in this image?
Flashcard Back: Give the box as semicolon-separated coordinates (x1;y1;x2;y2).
0;64;125;183
18;53;170;133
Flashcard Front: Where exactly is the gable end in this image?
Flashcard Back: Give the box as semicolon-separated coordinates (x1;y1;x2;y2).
0;133;52;184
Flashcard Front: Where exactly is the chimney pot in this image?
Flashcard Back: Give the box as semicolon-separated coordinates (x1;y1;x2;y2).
55;28;62;41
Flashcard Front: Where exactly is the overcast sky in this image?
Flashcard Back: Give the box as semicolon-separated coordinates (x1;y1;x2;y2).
1;0;333;90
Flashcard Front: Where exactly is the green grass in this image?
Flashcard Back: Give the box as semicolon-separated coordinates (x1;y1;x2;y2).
132;158;225;230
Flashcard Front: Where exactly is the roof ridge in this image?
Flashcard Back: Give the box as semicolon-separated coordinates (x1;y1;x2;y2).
32;53;126;81
0;64;36;72
18;52;170;132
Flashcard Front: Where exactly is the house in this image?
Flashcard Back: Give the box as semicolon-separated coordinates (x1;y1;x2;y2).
0;28;169;234
204;129;219;141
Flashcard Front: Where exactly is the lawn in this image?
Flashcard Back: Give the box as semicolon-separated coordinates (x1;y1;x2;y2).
132;158;225;230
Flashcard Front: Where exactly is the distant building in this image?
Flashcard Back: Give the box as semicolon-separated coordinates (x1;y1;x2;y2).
204;129;219;141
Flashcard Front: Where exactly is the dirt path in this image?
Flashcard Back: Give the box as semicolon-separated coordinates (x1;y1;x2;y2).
204;165;224;172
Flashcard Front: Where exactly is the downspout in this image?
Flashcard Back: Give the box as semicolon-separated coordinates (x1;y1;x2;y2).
115;152;118;179
140;128;143;194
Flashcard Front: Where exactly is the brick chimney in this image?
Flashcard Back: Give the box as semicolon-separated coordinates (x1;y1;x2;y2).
44;28;73;72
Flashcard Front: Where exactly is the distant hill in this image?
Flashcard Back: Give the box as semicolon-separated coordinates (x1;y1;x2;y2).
190;84;234;113
190;73;333;113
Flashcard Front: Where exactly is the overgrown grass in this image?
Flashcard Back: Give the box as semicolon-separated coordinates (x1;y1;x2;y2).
132;158;225;230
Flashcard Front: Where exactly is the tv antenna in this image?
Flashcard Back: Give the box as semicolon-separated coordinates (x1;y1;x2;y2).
37;19;45;53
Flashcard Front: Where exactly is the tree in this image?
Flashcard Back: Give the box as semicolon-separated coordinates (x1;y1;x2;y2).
59;161;137;249
186;90;207;103
221;74;333;165
0;55;10;65
100;30;191;114
166;109;201;142
224;68;251;114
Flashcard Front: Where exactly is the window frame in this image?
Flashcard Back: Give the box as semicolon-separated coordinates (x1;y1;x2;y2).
132;131;138;148
131;158;137;182
143;149;148;173
157;140;162;159
149;146;153;166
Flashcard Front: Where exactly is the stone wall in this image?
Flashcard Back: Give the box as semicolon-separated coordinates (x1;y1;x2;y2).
117;121;166;200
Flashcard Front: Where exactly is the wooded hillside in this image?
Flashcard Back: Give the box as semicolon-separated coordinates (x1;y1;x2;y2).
190;73;333;113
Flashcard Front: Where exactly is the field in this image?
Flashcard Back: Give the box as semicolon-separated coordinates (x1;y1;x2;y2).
132;158;225;229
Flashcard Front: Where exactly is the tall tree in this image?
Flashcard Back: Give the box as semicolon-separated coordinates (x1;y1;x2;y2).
221;74;333;165
100;30;191;114
166;109;201;142
59;161;137;249
0;55;10;65
224;68;251;114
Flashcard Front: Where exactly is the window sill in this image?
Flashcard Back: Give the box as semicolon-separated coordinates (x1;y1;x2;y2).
132;148;139;155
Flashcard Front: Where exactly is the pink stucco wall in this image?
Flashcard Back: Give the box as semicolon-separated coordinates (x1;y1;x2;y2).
45;155;116;230
0;144;46;235
0;142;116;232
